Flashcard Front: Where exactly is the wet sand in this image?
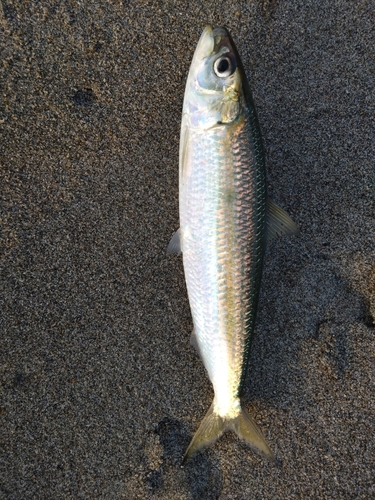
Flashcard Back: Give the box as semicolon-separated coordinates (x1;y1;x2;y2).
1;1;374;498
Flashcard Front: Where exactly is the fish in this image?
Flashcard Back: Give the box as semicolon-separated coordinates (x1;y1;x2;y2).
167;25;298;461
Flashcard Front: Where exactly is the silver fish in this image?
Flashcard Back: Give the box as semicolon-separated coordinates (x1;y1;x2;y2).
168;26;298;461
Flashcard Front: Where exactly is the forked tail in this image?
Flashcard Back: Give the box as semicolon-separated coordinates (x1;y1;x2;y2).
183;402;274;462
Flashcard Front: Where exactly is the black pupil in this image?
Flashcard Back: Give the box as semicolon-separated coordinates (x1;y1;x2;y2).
217;58;230;73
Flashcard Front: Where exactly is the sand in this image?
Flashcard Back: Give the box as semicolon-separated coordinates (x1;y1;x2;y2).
1;1;374;498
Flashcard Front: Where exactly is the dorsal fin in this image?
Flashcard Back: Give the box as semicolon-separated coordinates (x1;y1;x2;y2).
266;199;299;245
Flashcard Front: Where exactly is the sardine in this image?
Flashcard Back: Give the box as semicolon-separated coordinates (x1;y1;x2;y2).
168;26;298;461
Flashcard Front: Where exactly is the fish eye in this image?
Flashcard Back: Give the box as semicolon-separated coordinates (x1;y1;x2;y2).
213;56;235;78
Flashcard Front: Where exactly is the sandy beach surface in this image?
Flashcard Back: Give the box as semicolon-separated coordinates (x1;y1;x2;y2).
1;1;374;498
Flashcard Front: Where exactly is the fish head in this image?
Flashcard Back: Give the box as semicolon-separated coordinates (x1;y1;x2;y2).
184;26;244;129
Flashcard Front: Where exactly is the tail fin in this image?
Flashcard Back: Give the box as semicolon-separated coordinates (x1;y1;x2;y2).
183;403;274;462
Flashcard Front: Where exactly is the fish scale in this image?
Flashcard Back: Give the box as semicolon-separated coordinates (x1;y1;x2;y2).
181;114;266;416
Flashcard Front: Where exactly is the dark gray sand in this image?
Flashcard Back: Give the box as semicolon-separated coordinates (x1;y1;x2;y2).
1;1;374;498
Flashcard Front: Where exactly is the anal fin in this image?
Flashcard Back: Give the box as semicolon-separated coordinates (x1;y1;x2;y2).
190;327;203;360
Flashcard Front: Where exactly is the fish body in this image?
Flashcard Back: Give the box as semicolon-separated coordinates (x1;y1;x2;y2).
168;26;298;460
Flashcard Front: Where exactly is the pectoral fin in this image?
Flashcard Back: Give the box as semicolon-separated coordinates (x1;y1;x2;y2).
266;199;299;245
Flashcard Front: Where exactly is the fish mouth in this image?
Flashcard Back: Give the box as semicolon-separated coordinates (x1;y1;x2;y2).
194;25;232;62
193;25;214;63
